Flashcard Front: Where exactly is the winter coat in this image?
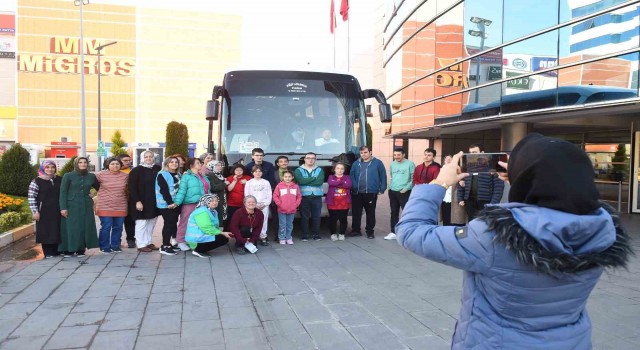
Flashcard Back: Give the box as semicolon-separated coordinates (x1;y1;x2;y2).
206;173;228;222
273;181;302;214
397;184;631;350
350;157;387;194
244;178;272;206
128;165;161;220
59;172;99;251
294;166;324;197
325;175;352;206
457;173;504;204
185;206;221;249
175;169;211;205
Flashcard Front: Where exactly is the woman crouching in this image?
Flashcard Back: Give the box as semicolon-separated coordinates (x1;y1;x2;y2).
186;194;232;258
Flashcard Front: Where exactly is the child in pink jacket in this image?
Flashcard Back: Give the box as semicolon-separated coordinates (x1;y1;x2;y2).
272;170;302;245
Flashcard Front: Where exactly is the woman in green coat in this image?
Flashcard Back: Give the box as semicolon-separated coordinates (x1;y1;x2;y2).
59;157;100;257
174;158;211;251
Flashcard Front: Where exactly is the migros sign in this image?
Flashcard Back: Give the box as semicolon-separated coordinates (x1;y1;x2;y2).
18;37;135;76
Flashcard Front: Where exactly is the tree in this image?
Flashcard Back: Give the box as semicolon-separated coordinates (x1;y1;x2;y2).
165;121;189;157
611;143;628;181
0;144;38;196
365;123;373;151
110;130;128;157
58;156;77;177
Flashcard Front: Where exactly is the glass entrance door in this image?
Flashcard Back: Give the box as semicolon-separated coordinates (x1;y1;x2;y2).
632;132;640;213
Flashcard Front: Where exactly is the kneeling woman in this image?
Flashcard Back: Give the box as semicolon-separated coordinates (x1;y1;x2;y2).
186;194;232;258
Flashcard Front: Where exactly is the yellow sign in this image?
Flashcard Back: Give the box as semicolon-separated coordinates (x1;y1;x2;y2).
435;58;468;88
18;37;135;76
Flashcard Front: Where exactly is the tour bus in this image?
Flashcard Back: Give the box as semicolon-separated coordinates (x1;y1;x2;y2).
206;69;392;186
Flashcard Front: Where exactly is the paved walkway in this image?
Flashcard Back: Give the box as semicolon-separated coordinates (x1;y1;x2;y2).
0;197;638;350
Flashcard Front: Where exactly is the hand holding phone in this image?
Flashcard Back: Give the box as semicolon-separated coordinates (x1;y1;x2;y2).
459;153;508;173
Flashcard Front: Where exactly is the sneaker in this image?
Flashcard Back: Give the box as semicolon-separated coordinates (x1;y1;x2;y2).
112;247;122;253
147;244;159;251
76;252;86;257
367;234;375;239
171;244;180;250
127;239;136;248
177;242;190;251
338;234;345;241
236;247;246;255
260;239;270;247
170;237;178;246
62;252;72;258
384;233;397;240
192;250;209;258
160;246;178;256
330;234;338;241
100;249;112;254
279;240;286;245
44;255;55;259
348;231;362;237
138;247;152;253
313;237;322;241
286;239;294;245
301;238;309;242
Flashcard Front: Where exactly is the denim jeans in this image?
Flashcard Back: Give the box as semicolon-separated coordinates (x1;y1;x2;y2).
300;196;322;239
99;216;125;250
277;212;294;240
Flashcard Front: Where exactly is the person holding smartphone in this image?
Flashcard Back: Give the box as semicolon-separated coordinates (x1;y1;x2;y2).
396;134;632;349
457;144;504;221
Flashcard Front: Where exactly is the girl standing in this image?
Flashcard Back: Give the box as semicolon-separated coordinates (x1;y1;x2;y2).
128;150;161;253
244;165;272;246
96;157;129;253
174;158;211;251
28;160;62;258
59;157;99;257
326;162;352;241
225;164;251;226
156;156;182;255
272;170;301;245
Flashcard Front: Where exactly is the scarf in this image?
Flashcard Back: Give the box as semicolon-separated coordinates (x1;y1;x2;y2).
207;160;225;181
508;133;600;215
38;160;57;180
74;157;89;174
196;193;218;208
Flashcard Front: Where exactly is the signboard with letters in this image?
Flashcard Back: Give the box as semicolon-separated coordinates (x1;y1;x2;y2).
506;71;531;90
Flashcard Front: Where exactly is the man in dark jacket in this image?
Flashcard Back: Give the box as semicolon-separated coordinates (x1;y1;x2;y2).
458;144;504;220
245;148;276;188
349;146;387;239
413;148;441;185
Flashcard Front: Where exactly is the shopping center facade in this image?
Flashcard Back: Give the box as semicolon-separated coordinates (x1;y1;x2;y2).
375;0;640;212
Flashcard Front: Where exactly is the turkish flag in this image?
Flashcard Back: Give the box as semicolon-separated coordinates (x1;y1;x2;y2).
340;0;349;21
330;0;336;33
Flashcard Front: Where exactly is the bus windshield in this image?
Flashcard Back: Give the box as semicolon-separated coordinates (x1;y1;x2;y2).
221;74;364;156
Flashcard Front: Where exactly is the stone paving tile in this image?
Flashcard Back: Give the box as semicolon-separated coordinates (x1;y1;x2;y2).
0;293;15;308
138;313;181;336
180;320;223;347
223;327;269;350
286;294;335;323
253;295;297;321
0;318;22;340
347;324;408;350
0;335;49;350
305;322;363;350
146;301;182;315
109;297;148;313
220;306;261;329
328;303;380;327
43;324;98;349
181;302;219;321
0;301;41;320
115;283;152;300
100;311;144;331
89;330;138;350
262;319;316;350
72;297;114;313
401;334;450;350
10;302;74;337
62;311;106;327
10;277;65;303
134;334;180;350
411;309;458;340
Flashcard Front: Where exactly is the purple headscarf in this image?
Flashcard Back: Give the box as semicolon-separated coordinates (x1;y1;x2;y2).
39;160;57;179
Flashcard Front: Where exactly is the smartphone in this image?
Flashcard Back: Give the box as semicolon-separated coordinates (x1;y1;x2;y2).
460;153;508;173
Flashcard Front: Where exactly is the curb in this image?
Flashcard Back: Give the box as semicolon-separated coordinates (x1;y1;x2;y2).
0;223;35;250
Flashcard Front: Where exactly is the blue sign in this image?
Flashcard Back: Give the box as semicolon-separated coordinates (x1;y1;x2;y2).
532;57;558;77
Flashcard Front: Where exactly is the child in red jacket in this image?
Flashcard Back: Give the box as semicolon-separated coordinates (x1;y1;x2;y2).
272;171;301;245
326;163;352;241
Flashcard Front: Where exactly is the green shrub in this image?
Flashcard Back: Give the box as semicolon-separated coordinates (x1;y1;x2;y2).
165;121;189;158
0;212;24;232
58;156;77;177
110;130;128;157
0;144;38;196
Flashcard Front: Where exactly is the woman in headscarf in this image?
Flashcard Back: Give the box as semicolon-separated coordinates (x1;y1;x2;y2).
185;194;232;258
59;157;100;257
155;156;182;255
174;157;211;251
199;153;215;176
205;160;228;226
396;134;633;349
96;157;129;253
128;150;161;253
28;160;62;258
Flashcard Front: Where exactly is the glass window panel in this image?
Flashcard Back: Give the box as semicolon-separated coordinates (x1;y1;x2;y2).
557;52;640;105
466;48;503;106
458;84;502;122
503;0;559;43
433;3;466;103
568;0;628;18
464;0;503;54
559;4;639;63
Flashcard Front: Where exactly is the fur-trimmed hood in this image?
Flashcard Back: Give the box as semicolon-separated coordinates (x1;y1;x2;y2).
480;201;633;274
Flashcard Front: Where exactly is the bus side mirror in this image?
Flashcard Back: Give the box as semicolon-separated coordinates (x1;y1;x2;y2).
379;103;392;123
206;100;219;121
365;105;373;118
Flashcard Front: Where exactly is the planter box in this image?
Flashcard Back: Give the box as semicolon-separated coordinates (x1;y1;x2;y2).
0;223;35;250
